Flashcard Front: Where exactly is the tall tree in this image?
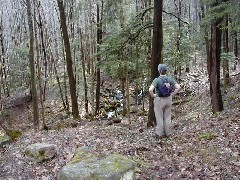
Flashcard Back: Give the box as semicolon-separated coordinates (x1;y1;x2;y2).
95;2;103;116
233;31;238;69
0;18;4;111
174;0;183;77
37;2;48;100
148;0;163;127
26;0;40;131
57;0;80;119
79;28;88;115
222;11;229;86
207;1;224;113
33;0;46;129
0;17;8;96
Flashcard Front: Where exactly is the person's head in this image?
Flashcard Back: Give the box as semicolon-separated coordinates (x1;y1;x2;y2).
158;64;167;75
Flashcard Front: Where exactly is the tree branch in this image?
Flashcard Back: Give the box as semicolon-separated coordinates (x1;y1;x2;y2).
163;10;189;25
129;22;153;42
137;7;154;22
120;22;153;50
136;6;190;26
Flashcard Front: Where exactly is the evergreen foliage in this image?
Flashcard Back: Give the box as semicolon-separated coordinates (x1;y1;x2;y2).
0;0;239;118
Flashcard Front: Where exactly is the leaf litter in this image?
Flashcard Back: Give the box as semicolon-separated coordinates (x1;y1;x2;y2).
0;74;240;180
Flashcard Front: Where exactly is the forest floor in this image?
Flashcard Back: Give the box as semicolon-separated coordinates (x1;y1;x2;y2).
0;71;240;180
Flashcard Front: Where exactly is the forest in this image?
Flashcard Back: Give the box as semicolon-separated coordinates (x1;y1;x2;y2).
0;0;239;179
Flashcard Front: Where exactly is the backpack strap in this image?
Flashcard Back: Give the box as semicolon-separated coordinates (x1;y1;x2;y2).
156;76;166;93
158;76;168;85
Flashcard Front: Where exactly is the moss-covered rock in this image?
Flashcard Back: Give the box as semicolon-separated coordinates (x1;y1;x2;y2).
6;129;22;141
25;143;57;162
59;146;137;180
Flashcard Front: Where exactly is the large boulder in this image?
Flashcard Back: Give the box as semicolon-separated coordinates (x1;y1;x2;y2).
59;146;137;180
25;143;57;162
0;130;11;147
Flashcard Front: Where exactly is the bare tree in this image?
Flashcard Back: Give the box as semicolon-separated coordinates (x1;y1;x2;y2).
57;0;80;119
33;0;46;129
80;28;89;115
26;0;40;131
95;2;103;116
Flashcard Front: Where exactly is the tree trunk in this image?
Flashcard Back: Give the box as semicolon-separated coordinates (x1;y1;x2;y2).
57;0;80;119
193;0;199;23
222;13;229;87
95;3;103;116
0;18;8;96
33;0;46;129
52;36;67;111
186;4;191;73
51;47;66;110
80;28;89;115
173;0;182;78
208;2;223;113
200;5;211;72
88;7;96;116
63;64;70;114
233;31;238;70
121;75;127;116
37;10;48;101
59;36;70;114
126;69;130;115
119;0;127;116
26;0;39;131
0;19;4;110
148;0;163;127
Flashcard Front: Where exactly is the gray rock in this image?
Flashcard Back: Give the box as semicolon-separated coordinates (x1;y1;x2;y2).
59;146;137;180
0;130;11;147
25;143;56;162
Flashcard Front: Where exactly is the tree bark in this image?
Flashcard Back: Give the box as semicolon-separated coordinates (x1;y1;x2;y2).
0;19;4;110
0;18;8;96
233;31;238;70
193;0;199;23
200;5;211;73
148;0;163;127
37;9;48;100
222;13;229;86
50;45;66;110
33;0;46;129
208;2;224;112
95;2;103;116
57;0;80;119
26;0;40;131
120;0;129;116
80;28;89;115
174;0;182;78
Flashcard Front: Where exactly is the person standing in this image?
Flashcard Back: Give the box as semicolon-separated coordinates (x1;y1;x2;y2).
149;64;181;139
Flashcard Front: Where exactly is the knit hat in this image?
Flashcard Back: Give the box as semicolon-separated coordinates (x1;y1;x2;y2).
158;64;167;74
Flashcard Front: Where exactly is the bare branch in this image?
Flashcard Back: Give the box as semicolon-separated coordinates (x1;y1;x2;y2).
163;10;189;25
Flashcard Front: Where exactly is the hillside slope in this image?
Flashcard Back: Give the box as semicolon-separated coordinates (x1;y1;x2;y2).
0;74;239;179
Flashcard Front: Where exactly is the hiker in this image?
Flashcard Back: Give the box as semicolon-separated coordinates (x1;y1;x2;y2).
149;64;181;139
